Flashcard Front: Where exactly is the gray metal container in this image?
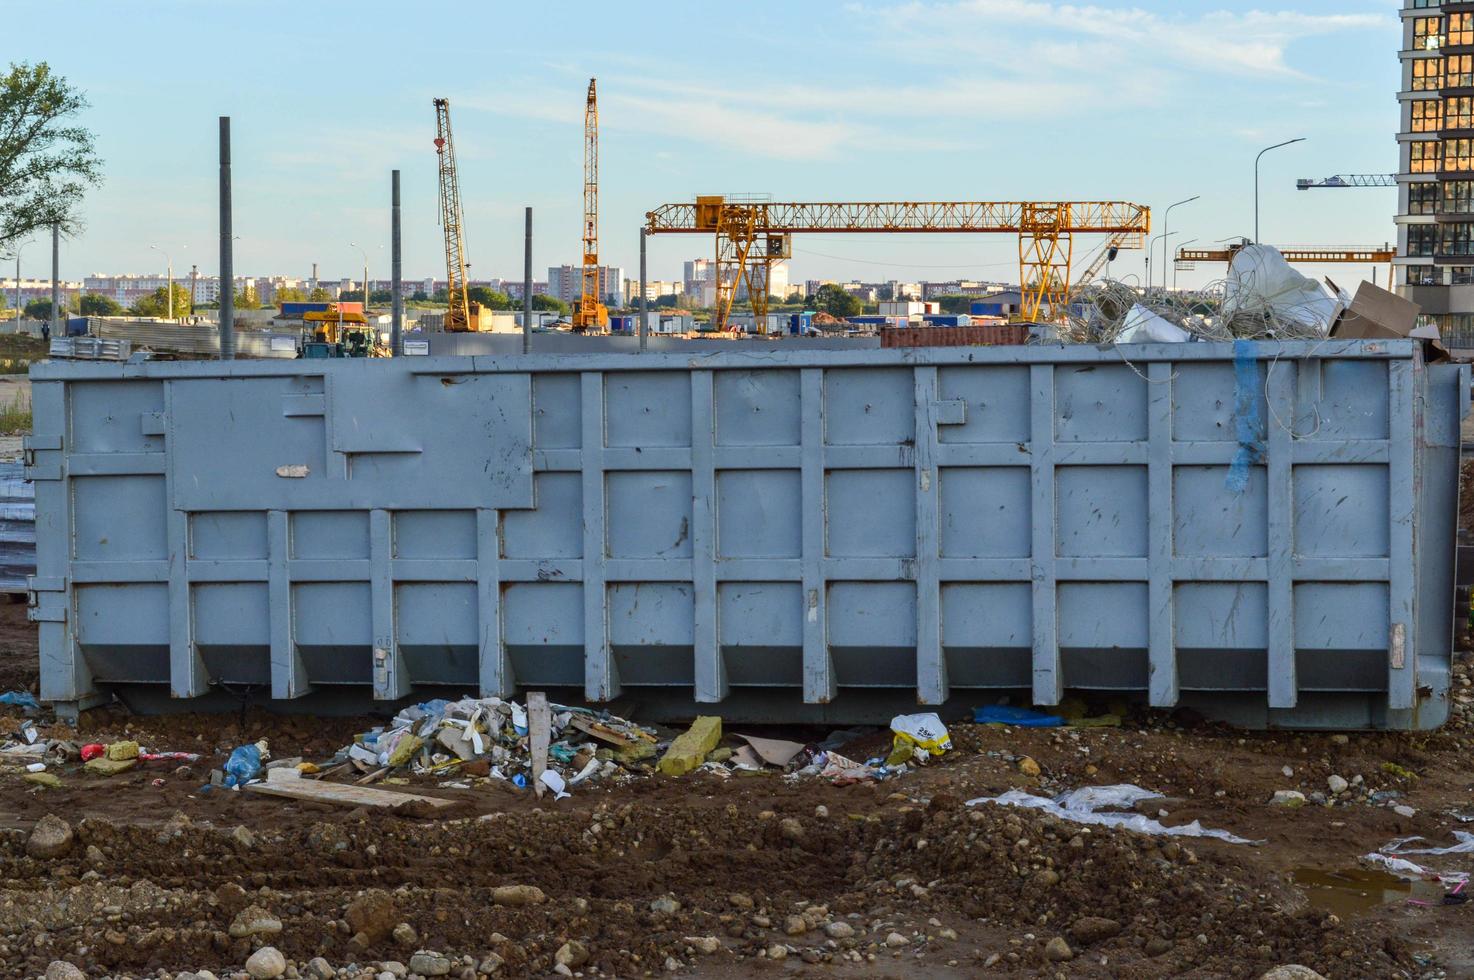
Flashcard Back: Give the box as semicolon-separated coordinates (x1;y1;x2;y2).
25;339;1468;728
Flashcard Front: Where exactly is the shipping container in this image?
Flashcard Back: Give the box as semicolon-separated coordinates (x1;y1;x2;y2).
972;302;1006;317
922;314;971;327
26;340;1467;729
280;302;332;317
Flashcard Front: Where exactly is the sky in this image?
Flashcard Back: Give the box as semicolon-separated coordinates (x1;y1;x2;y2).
7;0;1403;292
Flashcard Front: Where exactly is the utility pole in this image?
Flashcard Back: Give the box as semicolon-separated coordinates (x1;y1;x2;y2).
639;227;648;351
523;207;532;354
150;245;174;319
391;170;402;356
219;116;235;360
190;264;198;314
50;221;59;338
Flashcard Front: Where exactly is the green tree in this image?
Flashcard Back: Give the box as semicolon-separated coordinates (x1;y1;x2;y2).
369;288;392;304
337;289;364;303
234;286;260;310
308;287;332;302
24;294;77;319
133;284;191;318
531;294;569;315
430;288;449;304
0;63;103;242
467;286;510;310
410;289;428;302
934;294;972;315
274;286;307;304
812;283;861;318
79;293;122;316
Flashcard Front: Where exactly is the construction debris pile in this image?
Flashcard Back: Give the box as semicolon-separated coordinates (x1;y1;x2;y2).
1063;244;1408;346
333;696;661;795
210;699;956;804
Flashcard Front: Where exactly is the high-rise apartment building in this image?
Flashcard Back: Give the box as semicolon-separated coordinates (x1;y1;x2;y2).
547;264;624;306
1398;2;1474;341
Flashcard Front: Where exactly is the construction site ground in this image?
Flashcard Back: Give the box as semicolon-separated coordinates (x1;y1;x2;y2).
2;600;1473;980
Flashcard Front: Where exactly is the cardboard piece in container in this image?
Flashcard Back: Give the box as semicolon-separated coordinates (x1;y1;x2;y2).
733;733;807;767
1331;281;1420;340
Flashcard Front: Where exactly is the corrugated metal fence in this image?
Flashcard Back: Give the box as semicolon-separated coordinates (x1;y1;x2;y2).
25;340;1468;728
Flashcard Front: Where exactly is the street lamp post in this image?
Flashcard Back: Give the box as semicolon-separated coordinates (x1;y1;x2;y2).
1160;196;1200;292
149;244;174;319
10;240;26;325
1174;239;1199;292
1255;138;1306;243
1147;232;1178;295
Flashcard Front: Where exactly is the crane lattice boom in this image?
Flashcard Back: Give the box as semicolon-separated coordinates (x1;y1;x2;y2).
573;79;607;330
645;198;1151;328
433;98;473;333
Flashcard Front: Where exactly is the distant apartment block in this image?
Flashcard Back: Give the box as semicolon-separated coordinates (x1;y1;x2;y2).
547;264;625;306
0;277;82;306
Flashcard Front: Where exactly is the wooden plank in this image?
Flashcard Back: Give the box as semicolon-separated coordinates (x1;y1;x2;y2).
567;714;638;750
528;691;551;798
246;774;457;810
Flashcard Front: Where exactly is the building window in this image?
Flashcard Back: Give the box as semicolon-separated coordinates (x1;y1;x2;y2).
1453;267;1474;284
1441;221;1474;255
1448;137;1474;171
1448;96;1474;129
1408;265;1442;285
1416;17;1444;51
1415;99;1445;131
1448;53;1474;87
1443;179;1474;213
1453;13;1474;48
1412;182;1440;214
1414;57;1445;90
1412;140;1442;173
1410;224;1439;256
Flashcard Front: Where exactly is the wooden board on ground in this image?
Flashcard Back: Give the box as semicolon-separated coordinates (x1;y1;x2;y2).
528;691;550;798
246;770;457;810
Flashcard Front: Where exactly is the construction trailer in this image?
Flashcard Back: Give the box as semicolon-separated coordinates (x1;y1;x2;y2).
27;340;1466;729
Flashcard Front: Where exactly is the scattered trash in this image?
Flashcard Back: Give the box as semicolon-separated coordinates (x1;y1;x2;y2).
0;691;39;710
659;716;723;777
223;741;268;788
79;743;105;762
967;784;1261;845
889;713;951;761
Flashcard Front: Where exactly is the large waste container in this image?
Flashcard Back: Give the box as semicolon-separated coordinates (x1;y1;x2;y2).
26;339;1468;728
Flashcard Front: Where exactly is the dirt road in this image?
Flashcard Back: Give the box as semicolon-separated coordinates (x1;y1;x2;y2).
1;604;1471;979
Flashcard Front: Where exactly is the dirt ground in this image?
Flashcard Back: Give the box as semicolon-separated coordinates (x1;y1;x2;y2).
3;603;1474;980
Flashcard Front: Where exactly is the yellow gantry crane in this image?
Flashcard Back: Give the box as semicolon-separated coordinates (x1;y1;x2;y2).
572;79;609;331
645;197;1151;329
433;97;476;332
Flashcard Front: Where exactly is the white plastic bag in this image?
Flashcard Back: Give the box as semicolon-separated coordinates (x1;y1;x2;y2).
890;713;952;757
966;784;1259;845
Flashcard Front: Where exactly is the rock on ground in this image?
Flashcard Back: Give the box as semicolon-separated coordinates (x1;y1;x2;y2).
555;941;589;968
346;889;399;945
490;884;545;906
245;946;287;980
1261;968;1329;980
45;962;86;980
26;814;74;859
1045;937;1074;962
1070;916;1123;944
408;951;451;976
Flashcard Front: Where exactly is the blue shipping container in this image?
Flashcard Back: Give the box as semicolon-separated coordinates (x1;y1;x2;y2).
281;302;332;317
922;314;971;327
972;303;1005;317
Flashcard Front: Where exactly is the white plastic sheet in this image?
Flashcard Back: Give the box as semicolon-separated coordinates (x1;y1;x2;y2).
1120;305;1191;344
966;783;1260;845
1222;244;1347;334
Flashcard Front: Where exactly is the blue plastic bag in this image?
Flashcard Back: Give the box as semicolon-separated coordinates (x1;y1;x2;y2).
0;691;39;710
222;744;262;787
973;705;1064;728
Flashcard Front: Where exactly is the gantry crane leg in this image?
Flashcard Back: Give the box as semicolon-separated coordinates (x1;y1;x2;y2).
1019;204;1072;322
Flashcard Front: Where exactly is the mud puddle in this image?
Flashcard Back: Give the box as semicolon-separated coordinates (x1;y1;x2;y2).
1293;866;1439;915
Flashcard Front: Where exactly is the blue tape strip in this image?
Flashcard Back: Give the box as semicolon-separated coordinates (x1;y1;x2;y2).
1226;338;1263;493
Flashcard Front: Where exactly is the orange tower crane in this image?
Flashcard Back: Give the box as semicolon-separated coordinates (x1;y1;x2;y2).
645;197;1151;329
572;79;608;331
432;97;475;332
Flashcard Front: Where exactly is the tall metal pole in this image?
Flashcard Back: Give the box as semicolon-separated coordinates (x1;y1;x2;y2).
638;227;648;351
219;117;235;359
1159;195;1199;292
50;221;59;337
391;170;402;356
522;207;532;355
13;245;21;330
1254;138;1305;244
